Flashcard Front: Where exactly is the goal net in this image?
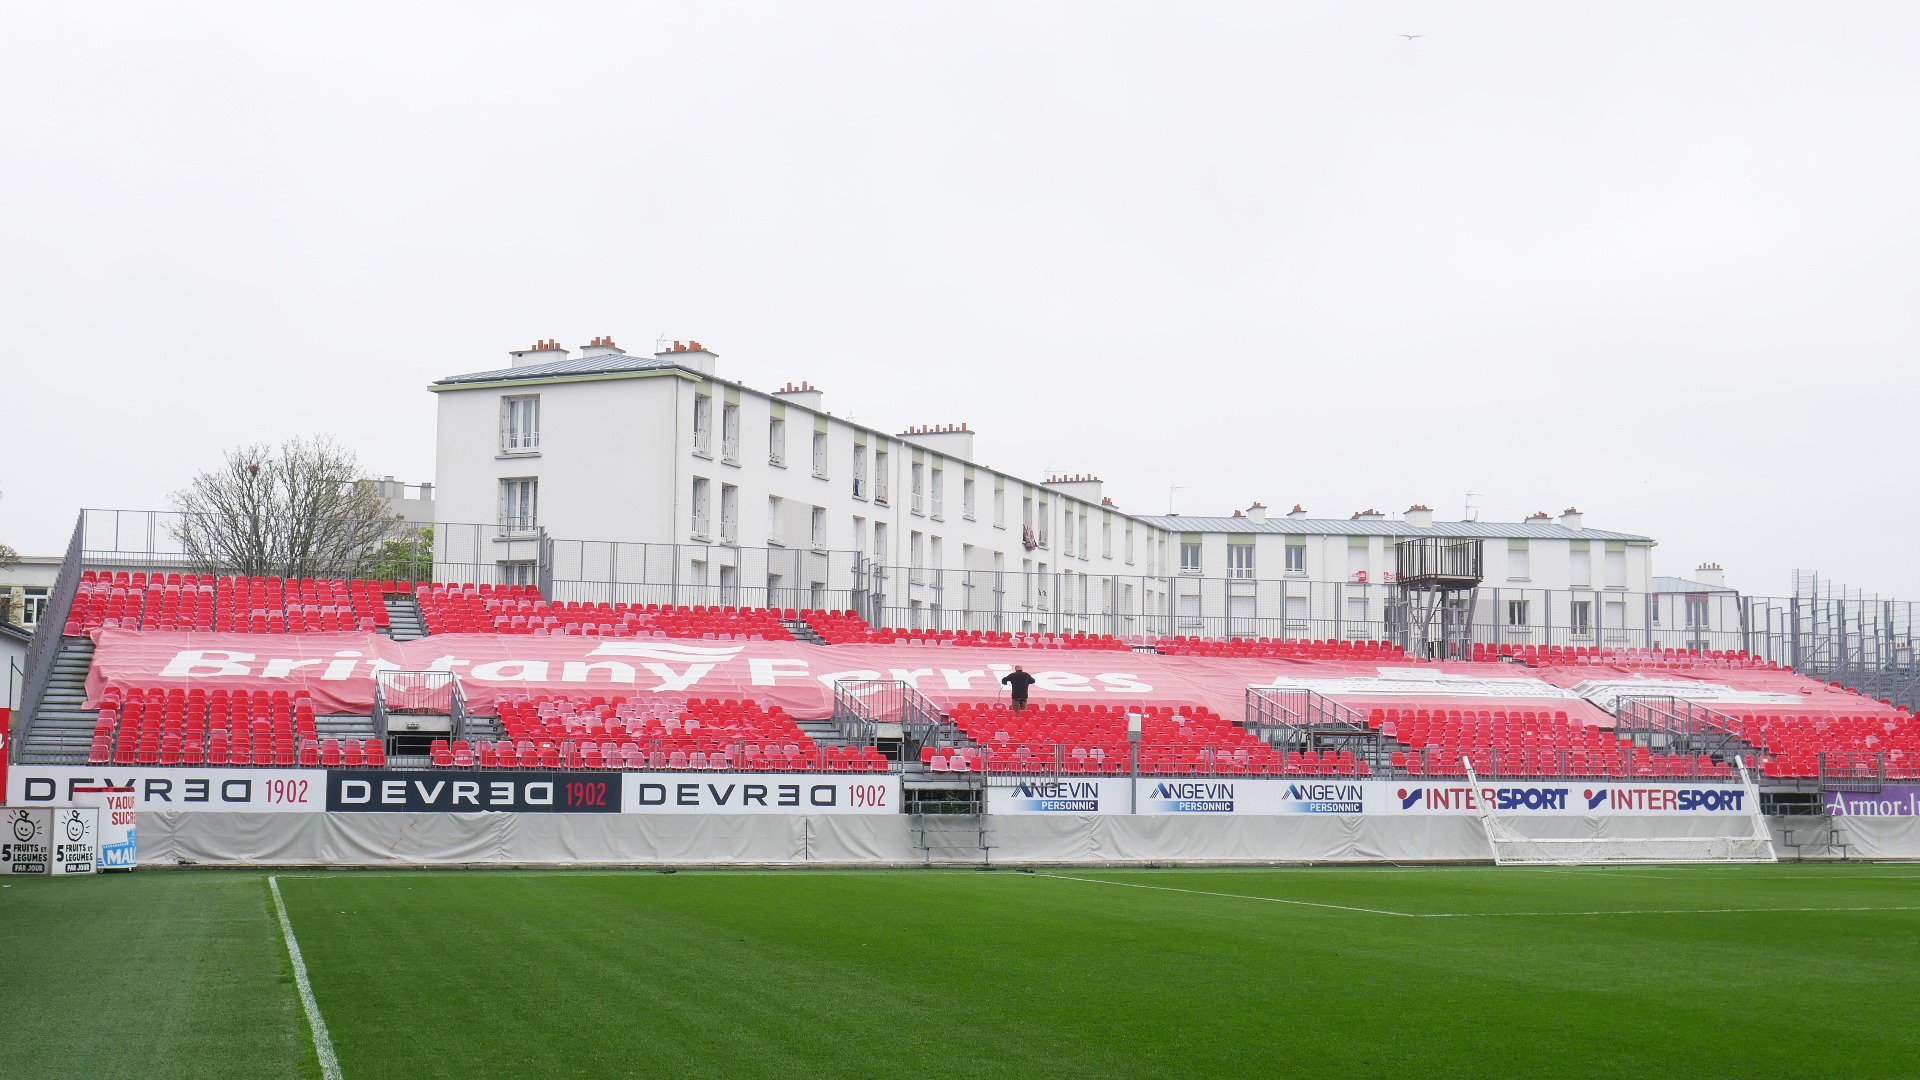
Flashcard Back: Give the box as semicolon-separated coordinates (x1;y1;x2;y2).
1465;759;1778;866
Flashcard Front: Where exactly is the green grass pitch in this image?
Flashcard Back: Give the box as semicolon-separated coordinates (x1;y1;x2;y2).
3;864;1918;1079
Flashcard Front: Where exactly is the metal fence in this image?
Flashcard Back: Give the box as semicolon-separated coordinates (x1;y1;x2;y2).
372;671;470;742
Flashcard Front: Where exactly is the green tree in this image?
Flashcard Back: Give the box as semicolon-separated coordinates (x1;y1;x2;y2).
365;525;434;583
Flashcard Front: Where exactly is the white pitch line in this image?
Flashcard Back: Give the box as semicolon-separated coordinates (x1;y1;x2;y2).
269;876;344;1080
1033;874;1920;921
1417;905;1920;919
1035;873;1421;917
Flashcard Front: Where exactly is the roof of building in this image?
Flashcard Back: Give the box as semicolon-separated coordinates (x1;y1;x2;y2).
1137;516;1653;541
1652;575;1734;593
434;352;681;386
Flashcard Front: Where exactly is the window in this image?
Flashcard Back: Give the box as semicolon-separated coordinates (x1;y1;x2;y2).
1686;594;1710;629
500;395;540;453
720;484;739;544
1102;518;1112;559
1507;599;1529;627
1605;548;1627;587
963;477;976;520
852;444;867;498
1062;513;1074;556
911;462;926;514
1652;595;1662;625
1507;540;1530;580
1228;544;1255;579
873;521;887;562
1604;598;1625;635
691;477;711;539
1038;500;1050;547
768;496;784;545
1570;547;1591;587
1347;540;1369;580
721;402;740;462
1078;510;1089;561
930;468;944;519
18;587;49;629
874;449;889;504
1180;542;1203;574
499;478;538;532
497;560;538;587
910;531;925;584
811;506;826;549
693;394;713;456
1125;523;1135;565
769;416;786;466
812;432;828;478
994;484;1006;527
930;536;943;573
852;516;866;556
1285;594;1308;628
1285;541;1306;573
1570;600;1593;636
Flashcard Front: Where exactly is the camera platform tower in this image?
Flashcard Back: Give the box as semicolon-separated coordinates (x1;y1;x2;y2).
1387;537;1483;660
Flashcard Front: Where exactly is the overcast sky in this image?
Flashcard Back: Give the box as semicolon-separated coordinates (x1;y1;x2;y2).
4;3;1916;599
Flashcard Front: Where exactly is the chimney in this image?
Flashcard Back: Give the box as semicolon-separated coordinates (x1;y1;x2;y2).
1559;506;1583;531
1405;504;1434;529
773;380;824;411
1042;472;1104;503
508;337;568;368
579;335;626;358
1351;509;1385;520
655;339;719;376
898;422;977;462
1245;501;1267;524
1695;562;1726;589
1525;511;1552;524
1286;505;1308;520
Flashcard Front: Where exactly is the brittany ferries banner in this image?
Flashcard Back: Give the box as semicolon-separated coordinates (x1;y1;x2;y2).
85;630;1628;723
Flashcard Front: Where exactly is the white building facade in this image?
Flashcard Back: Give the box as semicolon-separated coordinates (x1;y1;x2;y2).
431;339;1176;626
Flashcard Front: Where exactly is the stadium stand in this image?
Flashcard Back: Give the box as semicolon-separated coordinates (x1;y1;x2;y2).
941;701;1320;776
1471;642;1781;671
466;693;888;772
797;609;1132;650
415;584;793;639
1727;710;1920;779
1153;636;1408;661
49;573;1920;780
66;571;396;635
84;685;381;767
1366;705;1734;779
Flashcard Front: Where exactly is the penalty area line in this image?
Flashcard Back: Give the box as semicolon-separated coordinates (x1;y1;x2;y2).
269;876;344;1080
1417;905;1920;919
1034;873;1421;917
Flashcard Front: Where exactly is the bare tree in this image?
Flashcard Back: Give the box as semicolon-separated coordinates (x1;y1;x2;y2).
170;437;402;578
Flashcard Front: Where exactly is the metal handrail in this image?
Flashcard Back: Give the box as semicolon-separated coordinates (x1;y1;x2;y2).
12;518;85;759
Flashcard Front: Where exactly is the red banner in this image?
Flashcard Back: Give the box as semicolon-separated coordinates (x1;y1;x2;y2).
86;630;1735;726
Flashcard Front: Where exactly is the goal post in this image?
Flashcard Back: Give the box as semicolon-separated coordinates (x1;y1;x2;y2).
1464;758;1778;866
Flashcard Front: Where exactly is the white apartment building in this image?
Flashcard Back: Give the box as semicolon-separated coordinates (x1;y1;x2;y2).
1137;502;1665;645
430;338;1175;625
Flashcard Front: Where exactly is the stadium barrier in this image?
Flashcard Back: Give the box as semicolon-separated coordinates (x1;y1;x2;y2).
66;808;1911;866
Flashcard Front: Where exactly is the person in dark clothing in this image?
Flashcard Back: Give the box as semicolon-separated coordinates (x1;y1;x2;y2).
1001;665;1037;713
